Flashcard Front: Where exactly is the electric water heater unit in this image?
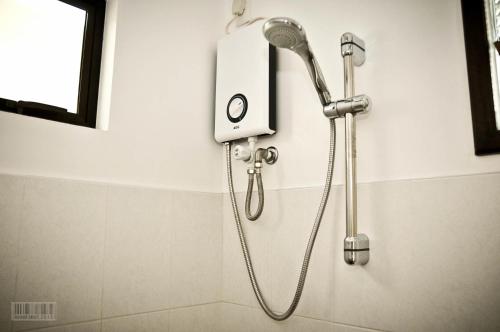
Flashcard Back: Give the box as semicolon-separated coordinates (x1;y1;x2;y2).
214;23;276;143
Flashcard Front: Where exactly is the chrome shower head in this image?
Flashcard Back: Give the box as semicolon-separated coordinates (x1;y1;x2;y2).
263;17;307;52
263;17;331;106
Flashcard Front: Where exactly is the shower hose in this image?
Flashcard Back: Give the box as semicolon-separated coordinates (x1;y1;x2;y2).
245;155;264;221
225;118;337;321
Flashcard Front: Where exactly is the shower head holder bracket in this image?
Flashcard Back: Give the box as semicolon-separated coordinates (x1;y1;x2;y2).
323;95;371;119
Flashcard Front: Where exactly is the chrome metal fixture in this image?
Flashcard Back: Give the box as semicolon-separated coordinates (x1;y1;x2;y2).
263;17;331;105
232;137;279;221
338;32;370;265
225;17;371;322
245;146;278;221
264;19;370;264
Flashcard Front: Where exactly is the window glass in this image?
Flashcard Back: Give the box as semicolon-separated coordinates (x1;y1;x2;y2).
0;0;86;114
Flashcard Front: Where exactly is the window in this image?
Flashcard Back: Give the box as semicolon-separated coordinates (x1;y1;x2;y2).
0;0;106;128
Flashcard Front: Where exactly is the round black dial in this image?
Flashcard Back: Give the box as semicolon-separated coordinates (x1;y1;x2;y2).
227;94;248;123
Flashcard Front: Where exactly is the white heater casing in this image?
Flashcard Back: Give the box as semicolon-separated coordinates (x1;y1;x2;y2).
214;23;276;143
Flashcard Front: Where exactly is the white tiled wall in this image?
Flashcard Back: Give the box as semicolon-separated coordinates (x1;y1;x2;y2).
13;178;107;332
0;176;24;332
0;174;222;332
222;173;500;331
3;172;500;331
219;303;378;332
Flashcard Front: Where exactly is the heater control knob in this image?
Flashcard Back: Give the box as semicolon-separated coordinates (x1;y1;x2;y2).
227;94;248;123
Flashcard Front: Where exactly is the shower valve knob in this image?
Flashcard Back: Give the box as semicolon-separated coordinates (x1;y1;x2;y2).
233;145;252;162
264;146;278;165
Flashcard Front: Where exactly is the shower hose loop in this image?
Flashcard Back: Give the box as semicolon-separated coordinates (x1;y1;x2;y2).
245;171;264;221
225;118;337;321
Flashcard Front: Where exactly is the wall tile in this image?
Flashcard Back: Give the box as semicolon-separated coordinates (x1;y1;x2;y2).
102;311;168;332
223;173;500;332
0;175;25;331
219;303;377;332
102;304;220;332
219;302;262;332
13;178;106;331
102;185;172;317
147;310;170;332
167;192;222;307
168;303;220;332
341;173;500;331
23;321;100;332
222;192;273;308
267;186;344;320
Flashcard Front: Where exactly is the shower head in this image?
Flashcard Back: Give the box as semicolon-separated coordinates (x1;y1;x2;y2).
263;17;308;53
263;17;331;106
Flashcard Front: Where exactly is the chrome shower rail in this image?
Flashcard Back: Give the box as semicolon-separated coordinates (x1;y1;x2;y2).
323;33;370;265
331;33;370;265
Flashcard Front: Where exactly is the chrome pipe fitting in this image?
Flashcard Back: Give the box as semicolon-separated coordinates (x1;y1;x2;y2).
255;146;279;165
245;146;278;221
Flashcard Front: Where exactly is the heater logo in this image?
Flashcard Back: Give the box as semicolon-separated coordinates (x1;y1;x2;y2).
233;125;239;130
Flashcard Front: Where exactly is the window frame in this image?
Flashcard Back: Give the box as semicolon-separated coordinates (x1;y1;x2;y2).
461;0;500;155
0;0;106;128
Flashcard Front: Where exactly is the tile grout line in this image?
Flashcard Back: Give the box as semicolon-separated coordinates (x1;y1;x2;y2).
11;177;27;332
0;171;220;195
220;301;389;332
98;185;110;332
17;302;222;332
221;170;500;194
163;190;173;332
219;193;224;310
2;170;500;196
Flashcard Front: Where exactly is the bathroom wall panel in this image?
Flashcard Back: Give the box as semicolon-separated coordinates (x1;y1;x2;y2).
13;178;107;331
219;302;379;332
223;0;500;191
168;303;221;332
0;0;224;193
102;185;173;317
168;192;222;307
0;175;25;332
222;173;500;331
222;192;273;308
102;187;223;317
0;174;223;331
22;321;101;332
101;311;166;332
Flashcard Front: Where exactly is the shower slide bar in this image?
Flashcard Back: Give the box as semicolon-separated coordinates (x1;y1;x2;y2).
324;33;370;265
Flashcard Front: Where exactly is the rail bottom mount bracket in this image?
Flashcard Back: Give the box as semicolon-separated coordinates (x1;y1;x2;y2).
344;233;370;265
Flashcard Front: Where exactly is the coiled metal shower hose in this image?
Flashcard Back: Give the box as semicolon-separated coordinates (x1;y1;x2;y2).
225;119;337;321
245;170;264;220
